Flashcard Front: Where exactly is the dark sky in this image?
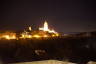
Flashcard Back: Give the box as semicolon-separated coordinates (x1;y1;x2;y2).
0;0;96;33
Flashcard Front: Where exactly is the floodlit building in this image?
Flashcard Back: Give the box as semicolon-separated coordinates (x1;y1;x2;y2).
39;21;57;33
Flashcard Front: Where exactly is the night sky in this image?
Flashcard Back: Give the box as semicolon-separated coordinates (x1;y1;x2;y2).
0;0;96;33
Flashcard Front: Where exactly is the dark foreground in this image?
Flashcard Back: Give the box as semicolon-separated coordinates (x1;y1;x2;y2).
0;37;96;64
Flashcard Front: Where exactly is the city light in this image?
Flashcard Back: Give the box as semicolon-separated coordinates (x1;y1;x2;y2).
0;21;60;40
0;32;16;40
33;34;41;38
43;35;48;37
29;26;32;31
1;35;16;40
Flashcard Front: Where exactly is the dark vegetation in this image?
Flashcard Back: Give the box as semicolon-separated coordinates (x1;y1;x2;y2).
0;36;96;64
